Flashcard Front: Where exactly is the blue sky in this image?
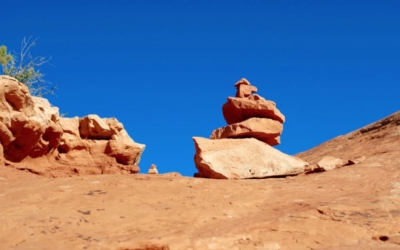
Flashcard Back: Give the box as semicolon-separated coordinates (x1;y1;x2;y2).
2;1;399;176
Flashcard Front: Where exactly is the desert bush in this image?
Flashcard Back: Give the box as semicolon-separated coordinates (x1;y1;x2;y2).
0;37;56;96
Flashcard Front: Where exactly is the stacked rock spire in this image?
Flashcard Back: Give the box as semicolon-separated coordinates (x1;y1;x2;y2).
210;78;285;146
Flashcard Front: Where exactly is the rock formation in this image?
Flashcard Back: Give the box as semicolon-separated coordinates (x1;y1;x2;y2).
316;155;344;171
2;75;400;249
194;137;305;179
211;79;285;145
234;78;257;98
194;78;307;179
210;117;283;146
0;75;145;177
148;164;158;174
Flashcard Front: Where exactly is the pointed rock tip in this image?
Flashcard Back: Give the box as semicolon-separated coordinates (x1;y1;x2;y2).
234;78;251;86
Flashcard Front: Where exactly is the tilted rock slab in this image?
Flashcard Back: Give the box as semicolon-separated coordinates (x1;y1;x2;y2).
0;75;145;177
193;137;306;179
222;95;285;125
210;117;283;146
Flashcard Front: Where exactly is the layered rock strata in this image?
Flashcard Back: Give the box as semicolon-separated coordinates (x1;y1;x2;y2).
0;75;145;177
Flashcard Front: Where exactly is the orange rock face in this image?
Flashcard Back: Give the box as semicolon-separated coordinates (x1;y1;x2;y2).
210;117;283;146
0;76;145;177
236;84;258;98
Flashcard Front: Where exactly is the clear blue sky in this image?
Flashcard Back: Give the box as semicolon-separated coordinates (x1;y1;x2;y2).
2;1;399;176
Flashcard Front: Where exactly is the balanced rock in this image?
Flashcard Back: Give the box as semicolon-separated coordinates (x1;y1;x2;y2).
222;95;285;125
193;137;307;179
210;117;283;146
234;78;258;98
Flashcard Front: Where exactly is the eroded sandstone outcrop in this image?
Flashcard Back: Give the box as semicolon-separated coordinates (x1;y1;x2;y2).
194;78;307;179
0;75;145;177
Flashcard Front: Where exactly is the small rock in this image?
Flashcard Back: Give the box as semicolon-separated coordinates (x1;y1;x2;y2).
148;164;158;174
347;156;367;165
234;78;258;98
317;156;344;171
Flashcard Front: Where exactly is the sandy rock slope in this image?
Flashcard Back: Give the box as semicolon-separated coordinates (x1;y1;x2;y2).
1;111;400;249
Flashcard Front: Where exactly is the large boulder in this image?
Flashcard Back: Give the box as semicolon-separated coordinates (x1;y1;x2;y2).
222;95;285;125
0;75;145;177
210;117;283;146
0;76;62;162
193;137;307;179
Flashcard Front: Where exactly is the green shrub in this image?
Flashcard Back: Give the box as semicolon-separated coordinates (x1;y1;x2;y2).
0;37;56;96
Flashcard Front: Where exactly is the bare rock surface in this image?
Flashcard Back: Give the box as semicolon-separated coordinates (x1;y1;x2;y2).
210;117;283;146
2;74;400;249
2;138;400;249
0;111;400;249
0;75;145;177
297;110;400;165
193;137;306;179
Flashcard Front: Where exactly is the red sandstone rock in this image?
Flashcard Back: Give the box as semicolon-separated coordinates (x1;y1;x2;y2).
193;137;306;179
222;96;285;125
0;143;3;165
0;76;145;177
80;114;114;139
105;138;145;165
1;109;400;249
234;78;258;98
233;78;251;87
236;84;258;98
210;117;283;146
0;75;33;113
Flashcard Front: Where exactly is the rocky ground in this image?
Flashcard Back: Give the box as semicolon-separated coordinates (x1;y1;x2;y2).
1;111;400;249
